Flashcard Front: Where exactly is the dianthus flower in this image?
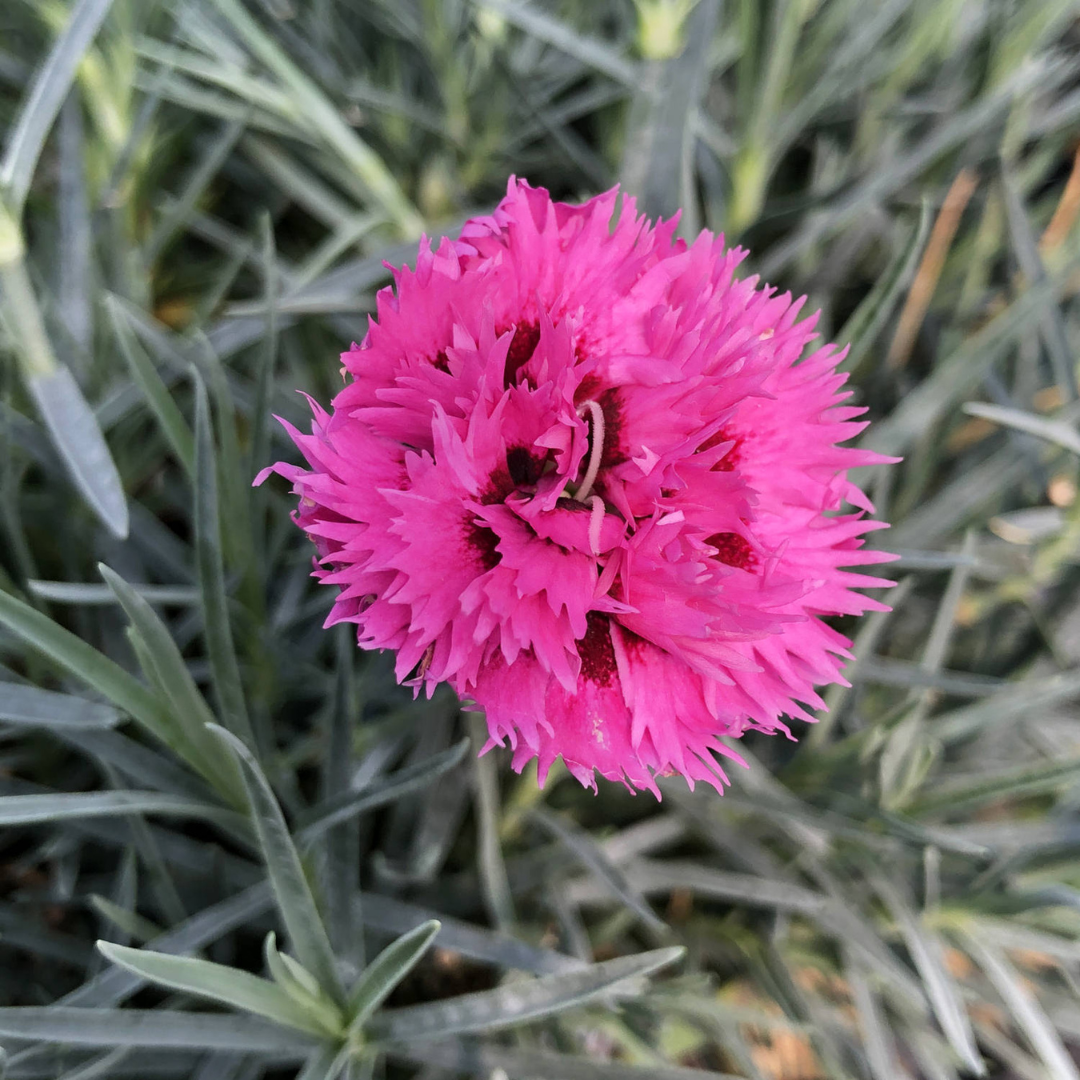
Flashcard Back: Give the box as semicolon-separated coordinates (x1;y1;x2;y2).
258;179;894;795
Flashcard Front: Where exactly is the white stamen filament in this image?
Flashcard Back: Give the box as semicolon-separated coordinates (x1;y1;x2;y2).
574;400;605;503
587;495;605;556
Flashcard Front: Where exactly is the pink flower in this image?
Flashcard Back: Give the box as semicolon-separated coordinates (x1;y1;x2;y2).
258;179;894;795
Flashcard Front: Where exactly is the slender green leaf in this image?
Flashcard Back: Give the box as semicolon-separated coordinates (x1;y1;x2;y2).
620;0;718;224
193;375;254;747
25;363;129;539
393;1038;745;1080
961;932;1080;1080
367;947;684;1042
54;1046;131;1080
935;668;1080;744
1001;166;1078;400
910;756;1080;816
0;588;178;749
99;563;240;798
346;920;440;1030
0;1007;315;1052
91;895;162;946
97;942;341;1037
0;790;247;833
839;198;933;374
566;859;829;915
105;295;195;475
864;271;1069;457
295;1043;351;1080
62;884;273;1008
0;683;117;729
358;892;583;976
299;739;469;841
473;0;638;85
843;948;898;1080
962;401;1080;455
872;878;984;1075
320;627;361;971
144;119;246;264
206;724;347;1008
0;0;116;210
27;580;199;606
264;932;324;1003
204;0;421;235
532;809;668;934
250;211;277;481
470;713;515;933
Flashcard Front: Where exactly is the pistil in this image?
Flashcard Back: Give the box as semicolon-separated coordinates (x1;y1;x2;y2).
573;399;605;503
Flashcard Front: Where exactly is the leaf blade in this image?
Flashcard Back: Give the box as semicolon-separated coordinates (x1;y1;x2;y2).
0;0;116;209
367;947;684;1043
0;1007;315;1052
206;724;347;1009
97;942;340;1037
346;919;440;1030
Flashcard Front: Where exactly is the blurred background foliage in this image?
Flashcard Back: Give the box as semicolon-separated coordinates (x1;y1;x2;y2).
3;0;1080;1077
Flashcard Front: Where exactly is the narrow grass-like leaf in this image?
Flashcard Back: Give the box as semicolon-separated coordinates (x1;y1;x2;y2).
0;588;178;750
473;0;637;85
470;713;515;933
0;1008;315;1052
105;295;195;475
935;668;1080;743
243;137;354;229
0;790;248;832
1001;167;1078;400
58;727;211;801
839;199;933;374
97;942;341;1037
56;93;92;362
298;739;469;841
358;892;583;976
28;580;199;606
320;628;361;970
295;1043;351;1080
99;564;240;798
62;884;273;1008
393;1039;745;1080
25;363;129;539
843;948;898;1080
264;932;326;1007
54;1046;131;1080
0;683;117;729
0;0;116;210
250;212;277;484
760;59;1057;276
193;375;254;747
205;0;421;236
346;919;440;1030
91;895;162;946
961;932;1080;1080
620;0;718;223
872;878;984;1075
532;809;668;935
910;756;1080;816
206;724;347;1008
864;272;1066;457
962;401;1080;455
144;118;246;264
367;947;684;1042
566;859;829;915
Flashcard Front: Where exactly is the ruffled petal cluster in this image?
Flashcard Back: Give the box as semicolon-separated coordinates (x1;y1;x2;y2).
259;179;894;795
